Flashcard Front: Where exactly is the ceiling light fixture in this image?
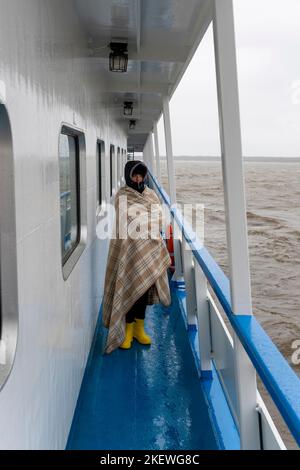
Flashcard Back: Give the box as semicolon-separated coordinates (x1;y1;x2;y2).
109;42;128;73
124;101;133;116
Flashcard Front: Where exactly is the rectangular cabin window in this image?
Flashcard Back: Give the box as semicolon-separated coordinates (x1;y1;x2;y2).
120;149;124;184
117;147;121;188
96;141;103;208
122;149;126;183
110;145;115;197
59;132;80;264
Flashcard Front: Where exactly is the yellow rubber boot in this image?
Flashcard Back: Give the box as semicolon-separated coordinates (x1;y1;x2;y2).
119;323;134;350
133;319;152;345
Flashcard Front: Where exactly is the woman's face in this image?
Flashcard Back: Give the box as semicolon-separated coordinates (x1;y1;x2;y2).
131;173;144;183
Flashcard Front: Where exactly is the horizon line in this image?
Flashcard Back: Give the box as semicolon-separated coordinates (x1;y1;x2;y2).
158;156;300;162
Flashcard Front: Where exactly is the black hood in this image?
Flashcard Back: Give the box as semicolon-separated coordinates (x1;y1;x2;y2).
124;160;148;194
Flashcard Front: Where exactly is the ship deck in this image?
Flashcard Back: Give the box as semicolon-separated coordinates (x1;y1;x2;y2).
66;277;220;451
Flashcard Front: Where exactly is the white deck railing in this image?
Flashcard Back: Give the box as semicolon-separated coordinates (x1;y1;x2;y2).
149;173;300;451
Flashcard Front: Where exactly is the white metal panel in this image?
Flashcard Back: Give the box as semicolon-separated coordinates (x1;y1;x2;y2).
257;394;286;450
208;293;286;450
194;263;212;375
74;0;138;47
181;242;197;326
208;293;238;424
0;0;127;449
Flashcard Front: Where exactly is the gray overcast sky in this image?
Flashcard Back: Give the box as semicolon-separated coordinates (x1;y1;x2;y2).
158;0;300;157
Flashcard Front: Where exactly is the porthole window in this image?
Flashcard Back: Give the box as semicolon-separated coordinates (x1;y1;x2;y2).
59;125;87;279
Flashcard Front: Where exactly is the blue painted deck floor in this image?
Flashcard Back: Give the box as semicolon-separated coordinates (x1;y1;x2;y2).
67;286;218;450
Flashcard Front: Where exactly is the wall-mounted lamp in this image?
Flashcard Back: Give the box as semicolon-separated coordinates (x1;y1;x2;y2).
129;120;136;130
109;42;128;73
124;101;133;116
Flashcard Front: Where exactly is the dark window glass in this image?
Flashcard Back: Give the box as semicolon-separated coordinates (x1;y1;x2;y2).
117;147;121;185
110;145;115;197
97;141;102;207
121;149;125;185
122;149;126;182
59;132;80;264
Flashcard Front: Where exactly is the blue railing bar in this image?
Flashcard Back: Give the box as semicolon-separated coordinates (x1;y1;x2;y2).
151;177;170;207
231;314;300;446
173;205;232;313
149;173;300;446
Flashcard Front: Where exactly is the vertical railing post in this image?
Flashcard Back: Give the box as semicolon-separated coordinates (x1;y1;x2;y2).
148;132;156;176
143;137;150;168
162;97;176;206
162;97;183;282
213;0;260;449
153;122;162;182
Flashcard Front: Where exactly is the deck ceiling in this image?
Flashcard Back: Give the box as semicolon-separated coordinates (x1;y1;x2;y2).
74;0;213;151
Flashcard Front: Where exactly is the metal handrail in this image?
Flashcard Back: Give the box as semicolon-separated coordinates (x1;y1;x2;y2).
149;172;300;447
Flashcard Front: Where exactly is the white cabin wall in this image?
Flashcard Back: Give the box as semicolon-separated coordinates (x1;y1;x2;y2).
0;0;126;449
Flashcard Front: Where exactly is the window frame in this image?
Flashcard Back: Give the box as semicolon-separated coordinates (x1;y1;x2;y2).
117;146;121;188
120;148;123;185
96;139;105;209
110;144;115;198
123;148;127;181
59;124;87;280
0;104;18;392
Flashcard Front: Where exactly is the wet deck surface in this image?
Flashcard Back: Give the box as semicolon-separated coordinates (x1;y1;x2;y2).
67;284;218;450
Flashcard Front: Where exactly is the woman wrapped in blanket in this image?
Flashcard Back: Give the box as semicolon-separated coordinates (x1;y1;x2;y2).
102;160;172;354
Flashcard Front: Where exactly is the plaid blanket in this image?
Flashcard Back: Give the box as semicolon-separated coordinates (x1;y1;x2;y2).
102;185;172;354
